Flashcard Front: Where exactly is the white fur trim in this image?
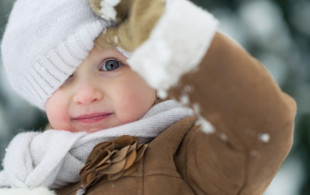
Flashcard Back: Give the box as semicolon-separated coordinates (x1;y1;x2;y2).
0;187;55;195
128;0;218;91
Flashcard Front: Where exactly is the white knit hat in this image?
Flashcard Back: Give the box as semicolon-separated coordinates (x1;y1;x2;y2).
1;0;110;110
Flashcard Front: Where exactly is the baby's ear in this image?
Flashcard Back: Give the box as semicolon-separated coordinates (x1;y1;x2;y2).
88;0;134;23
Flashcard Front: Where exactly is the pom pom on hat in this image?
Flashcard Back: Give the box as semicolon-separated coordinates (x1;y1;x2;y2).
1;0;110;110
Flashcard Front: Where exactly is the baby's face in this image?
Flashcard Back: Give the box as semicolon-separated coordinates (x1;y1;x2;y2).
45;47;156;132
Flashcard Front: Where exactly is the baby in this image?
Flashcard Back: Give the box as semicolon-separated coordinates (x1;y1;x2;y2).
45;46;156;133
0;0;296;194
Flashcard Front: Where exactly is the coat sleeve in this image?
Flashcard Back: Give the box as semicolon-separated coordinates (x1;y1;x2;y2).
171;32;297;195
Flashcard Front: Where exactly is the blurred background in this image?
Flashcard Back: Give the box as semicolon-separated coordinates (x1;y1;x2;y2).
0;0;309;194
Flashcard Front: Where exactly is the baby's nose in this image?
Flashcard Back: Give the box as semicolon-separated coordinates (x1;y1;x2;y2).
73;84;103;105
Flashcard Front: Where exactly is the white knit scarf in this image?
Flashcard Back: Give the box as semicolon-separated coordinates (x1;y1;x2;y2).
0;100;193;189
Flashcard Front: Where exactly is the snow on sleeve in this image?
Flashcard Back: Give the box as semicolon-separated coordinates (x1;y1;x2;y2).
196;116;215;134
220;133;228;141
193;103;215;134
259;133;270;143
128;0;218;93
77;188;86;195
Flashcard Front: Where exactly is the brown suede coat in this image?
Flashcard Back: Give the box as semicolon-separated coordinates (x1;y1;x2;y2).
56;33;296;195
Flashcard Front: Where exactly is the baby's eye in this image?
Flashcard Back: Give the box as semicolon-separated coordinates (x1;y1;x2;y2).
100;59;121;71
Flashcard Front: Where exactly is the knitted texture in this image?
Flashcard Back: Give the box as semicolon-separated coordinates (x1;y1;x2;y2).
1;0;110;109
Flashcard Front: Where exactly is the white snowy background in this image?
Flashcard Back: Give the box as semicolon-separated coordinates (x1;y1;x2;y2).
0;0;309;194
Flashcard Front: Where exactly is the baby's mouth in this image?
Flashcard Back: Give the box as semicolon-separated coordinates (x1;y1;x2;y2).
72;113;113;124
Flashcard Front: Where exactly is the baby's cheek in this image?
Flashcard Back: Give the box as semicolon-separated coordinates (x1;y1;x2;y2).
115;88;142;121
46;102;72;131
48;112;66;129
124;88;154;120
